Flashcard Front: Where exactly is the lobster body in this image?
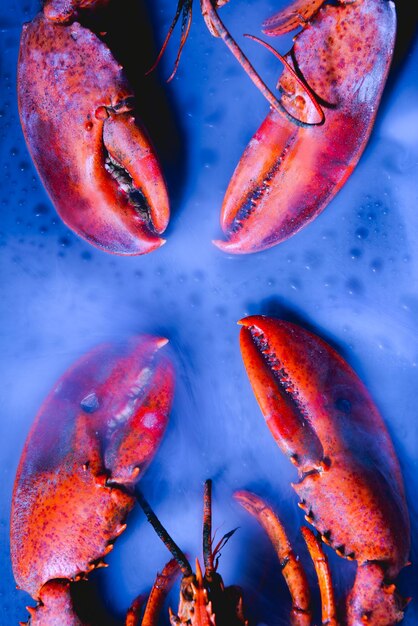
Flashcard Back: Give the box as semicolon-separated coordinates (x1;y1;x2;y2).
214;0;396;253
11;336;174;623
18;1;170;255
137;482;248;626
239;316;410;625
141;480;342;626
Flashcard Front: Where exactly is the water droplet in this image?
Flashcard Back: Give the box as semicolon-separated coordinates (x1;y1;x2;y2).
350;248;362;259
370;259;383;273
346;278;363;296
355;227;369;240
81;392;100;413
59;236;71;247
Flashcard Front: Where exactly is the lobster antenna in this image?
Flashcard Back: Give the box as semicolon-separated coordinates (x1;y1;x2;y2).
167;2;193;82
203;479;214;574
200;0;317;127
244;34;324;126
146;0;193;81
136;489;193;576
212;527;238;571
203;479;238;573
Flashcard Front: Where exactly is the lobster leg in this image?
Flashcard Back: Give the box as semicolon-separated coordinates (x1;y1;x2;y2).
301;528;338;626
126;560;181;626
235;491;312;626
262;0;326;36
239;316;410;625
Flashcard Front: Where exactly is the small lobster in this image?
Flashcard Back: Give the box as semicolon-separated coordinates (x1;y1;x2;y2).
18;0;170;255
213;0;397;253
138;479;343;625
11;335;175;624
239;315;411;625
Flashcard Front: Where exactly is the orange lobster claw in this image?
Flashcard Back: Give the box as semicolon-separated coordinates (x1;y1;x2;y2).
18;1;169;255
11;335;174;623
214;0;396;253
239;316;410;625
22;580;84;626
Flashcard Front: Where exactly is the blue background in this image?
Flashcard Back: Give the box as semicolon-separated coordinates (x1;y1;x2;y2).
1;0;417;624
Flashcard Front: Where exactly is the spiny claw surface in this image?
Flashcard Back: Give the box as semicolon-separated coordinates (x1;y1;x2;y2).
23;581;85;626
239;315;410;625
18;11;169;255
262;0;324;36
214;0;396;253
11;335;174;603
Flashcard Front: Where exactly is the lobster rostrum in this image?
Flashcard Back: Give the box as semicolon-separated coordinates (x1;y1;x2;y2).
213;0;397;253
11;335;175;624
139;480;344;625
18;0;170;255
239;315;410;625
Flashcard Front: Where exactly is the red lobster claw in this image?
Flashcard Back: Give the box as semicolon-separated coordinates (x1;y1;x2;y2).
239;316;410;626
214;0;396;253
18;0;169;255
11;335;174;624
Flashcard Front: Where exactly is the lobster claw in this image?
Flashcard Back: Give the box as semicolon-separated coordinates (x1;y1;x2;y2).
239;316;410;625
18;8;169;255
22;580;84;626
11;335;174;618
214;0;396;253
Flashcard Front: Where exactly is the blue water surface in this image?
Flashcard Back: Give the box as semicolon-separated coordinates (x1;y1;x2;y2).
1;0;417;624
